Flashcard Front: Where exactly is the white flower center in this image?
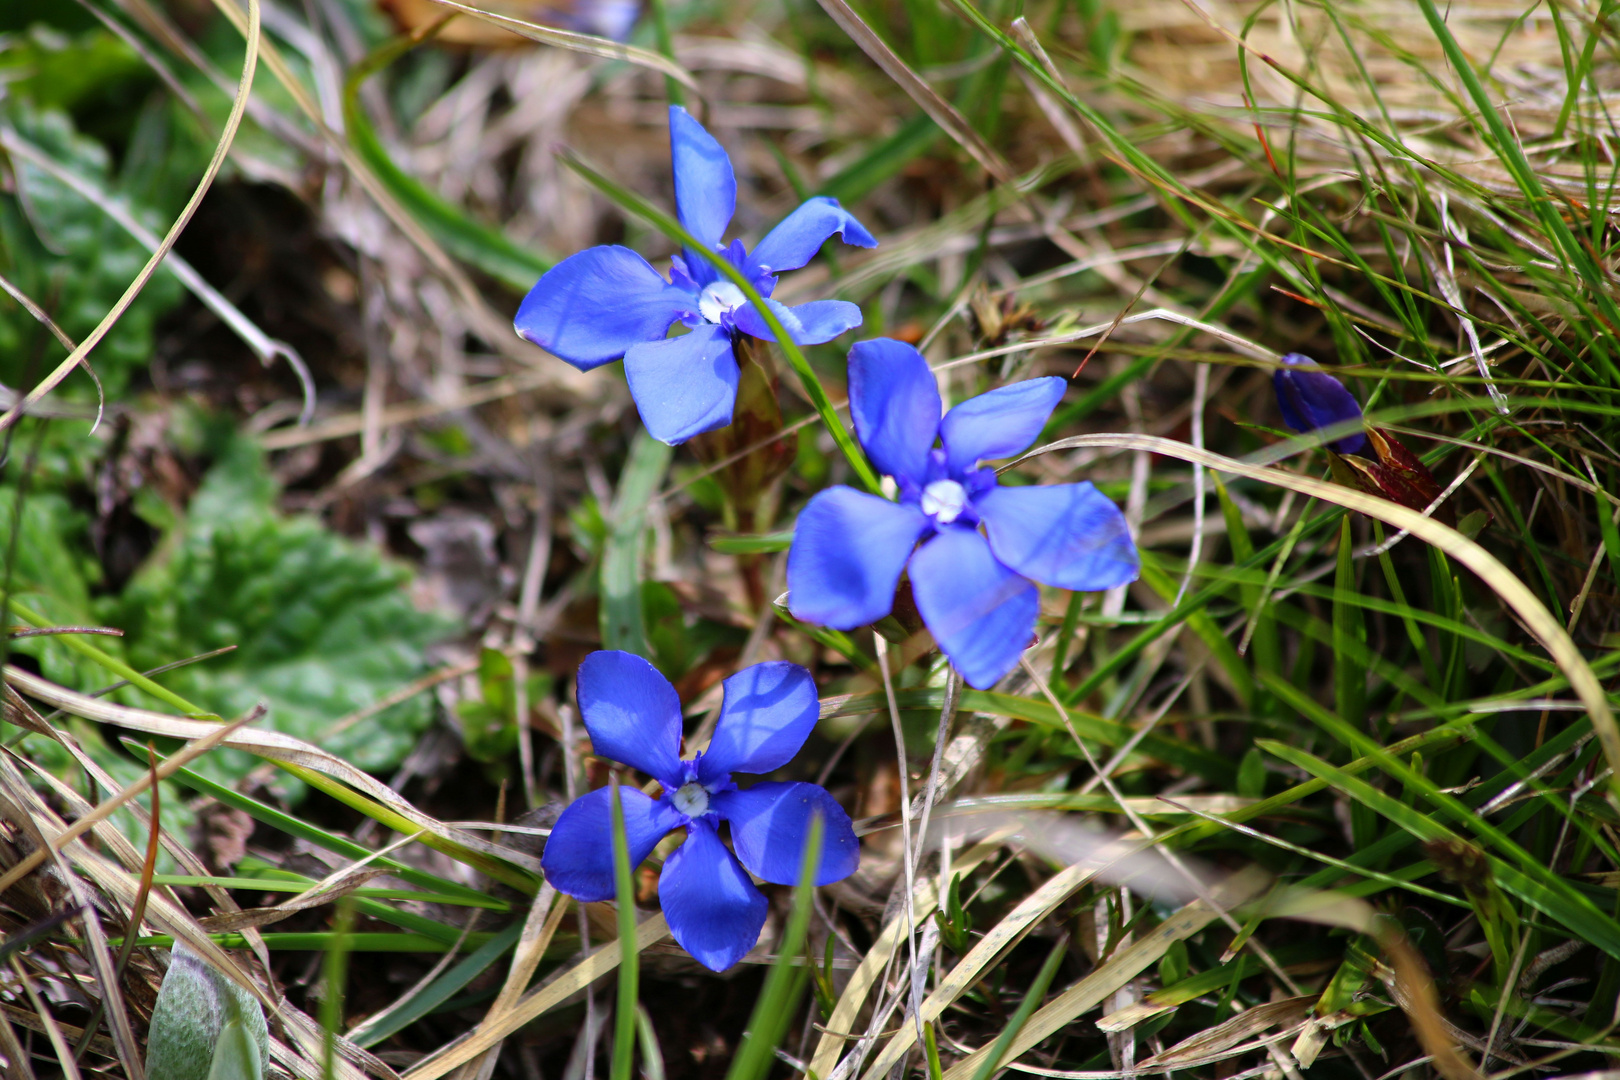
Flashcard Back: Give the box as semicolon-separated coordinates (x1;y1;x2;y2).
697;281;747;323
920;479;969;524
672;781;710;817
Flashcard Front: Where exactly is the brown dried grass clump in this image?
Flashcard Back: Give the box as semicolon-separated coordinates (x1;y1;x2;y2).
1130;0;1611;192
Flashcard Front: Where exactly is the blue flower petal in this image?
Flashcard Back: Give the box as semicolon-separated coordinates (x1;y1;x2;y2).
697;662;820;783
514;246;692;369
787;487;929;629
978;482;1140;592
540;786;681;902
909;528;1038;690
939;377;1066;474
1273;353;1367;455
669;106;736;253
623;324;741;445
732;298;863;345
848;337;941;485
658;819;769;971
714;782;860;886
577;650;686;787
745;197;877;277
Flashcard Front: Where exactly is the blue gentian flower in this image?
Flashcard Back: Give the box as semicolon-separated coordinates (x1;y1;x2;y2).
1273;352;1367;455
540;650;859;971
514;106;877;445
786;339;1140;690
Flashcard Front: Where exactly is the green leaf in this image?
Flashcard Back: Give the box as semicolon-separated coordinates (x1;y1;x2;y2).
0;28;148;112
207;1016;264;1080
0;487;117;686
706;530;795;554
146;943;269;1080
115;437;455;786
1235;748;1266;799
0;101;185;394
456;647;551;763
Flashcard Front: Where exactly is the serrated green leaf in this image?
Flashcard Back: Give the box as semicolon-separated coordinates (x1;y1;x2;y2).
0;101;184;394
115;437;455;786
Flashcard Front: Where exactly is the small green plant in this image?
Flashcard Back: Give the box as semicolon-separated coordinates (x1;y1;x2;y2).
144;944;268;1080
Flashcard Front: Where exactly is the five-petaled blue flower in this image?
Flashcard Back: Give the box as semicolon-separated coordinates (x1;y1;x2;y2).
786;339;1140;690
540;651;859;972
1273;353;1367;455
514;106;877;446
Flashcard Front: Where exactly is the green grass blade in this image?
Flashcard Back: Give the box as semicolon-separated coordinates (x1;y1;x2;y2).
149;875;505;909
610;777;640;1080
1332;518;1367;732
968;935;1068;1080
157;753;498;905
342;24;554;292
1259;736;1620;959
601;431;674;658
348;922;525;1047
724;814;823;1080
321;898;355;1080
707;530;795;554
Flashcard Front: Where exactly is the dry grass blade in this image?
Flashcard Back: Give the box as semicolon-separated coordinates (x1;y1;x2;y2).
2;666;543;877
810;0;1013;183
199;863;401;933
0;0;260;431
0;129;316;427
0;271;102;427
0;701;264;896
0;752;273;1022
809;839;1003;1079
456;884;566;1079
1135;997;1314;1071
1263;890;1482;1080
0;761;142;1078
939;868;1271;1080
194;0;567;377
7;959;82;1080
258;370;565;450
402;914;671;1080
1017;434;1620;803
858;833;1154;1080
423;0;697;89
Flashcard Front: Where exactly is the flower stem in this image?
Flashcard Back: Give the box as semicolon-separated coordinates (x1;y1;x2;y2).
559;148;881;494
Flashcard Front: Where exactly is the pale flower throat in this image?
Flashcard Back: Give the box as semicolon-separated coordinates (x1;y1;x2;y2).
698;281;747;323
920;479;968;524
672;781;711;817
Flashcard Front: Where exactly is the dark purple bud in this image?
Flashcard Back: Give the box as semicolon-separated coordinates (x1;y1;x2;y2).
1273;353;1367;455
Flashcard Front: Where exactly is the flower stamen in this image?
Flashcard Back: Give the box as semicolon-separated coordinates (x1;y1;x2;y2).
698;281;747;324
672;781;711;817
920;479;969;524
